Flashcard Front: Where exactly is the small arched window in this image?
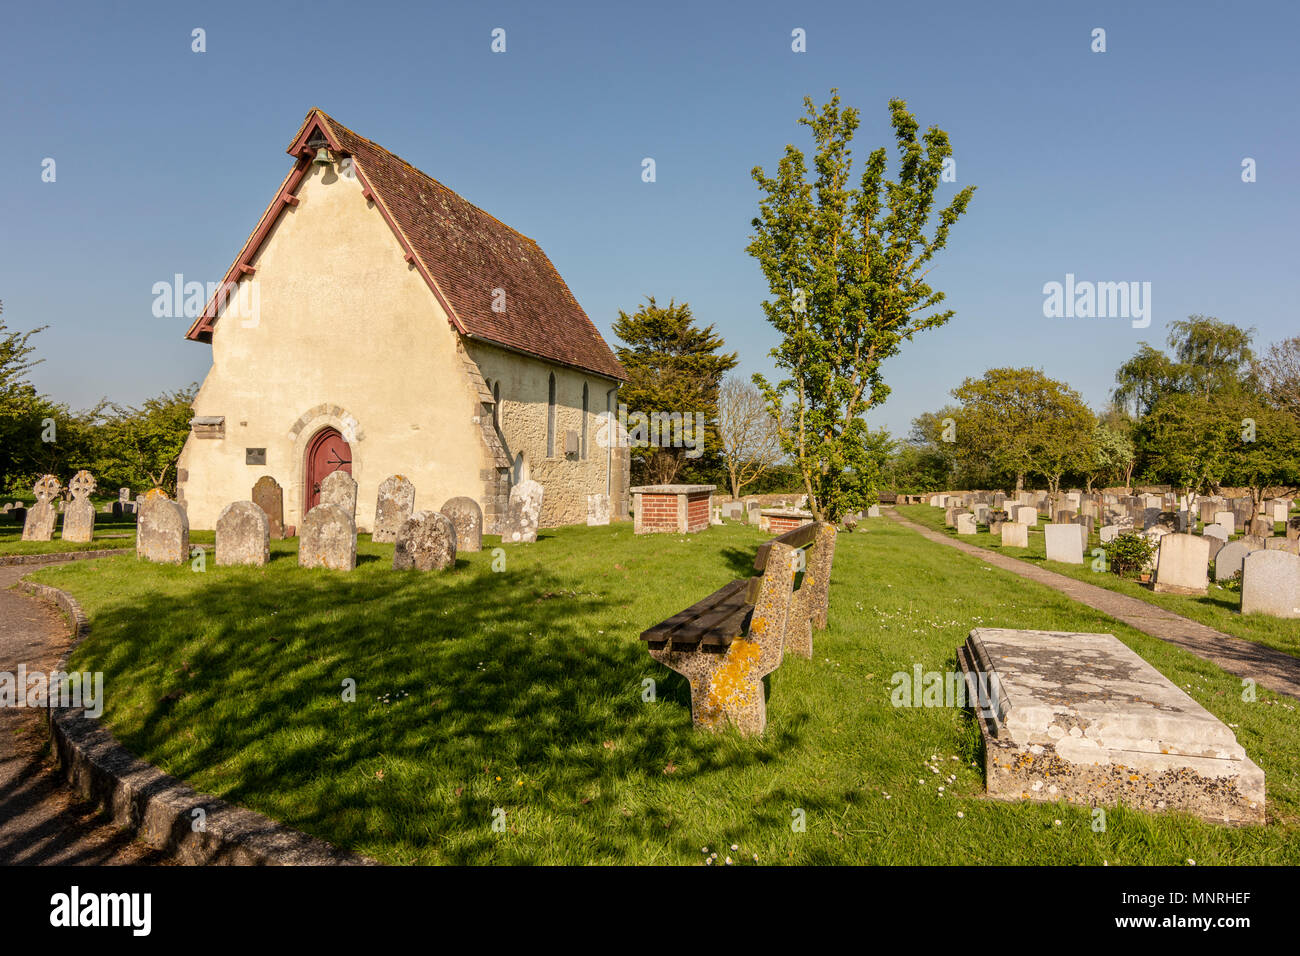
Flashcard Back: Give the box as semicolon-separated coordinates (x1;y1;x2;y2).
546;373;557;458
493;381;501;430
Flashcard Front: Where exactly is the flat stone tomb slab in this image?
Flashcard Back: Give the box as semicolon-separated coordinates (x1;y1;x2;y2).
958;628;1264;825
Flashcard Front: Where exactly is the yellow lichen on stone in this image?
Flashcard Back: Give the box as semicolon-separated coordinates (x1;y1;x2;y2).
703;639;762;721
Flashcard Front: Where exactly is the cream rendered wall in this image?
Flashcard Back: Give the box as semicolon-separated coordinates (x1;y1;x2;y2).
176;162;487;531
469;342;619;527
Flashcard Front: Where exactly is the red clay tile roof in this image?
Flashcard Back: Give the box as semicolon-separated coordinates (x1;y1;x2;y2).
190;109;626;382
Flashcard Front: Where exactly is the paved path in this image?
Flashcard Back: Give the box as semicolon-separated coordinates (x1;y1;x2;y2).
0;565;169;864
887;508;1300;701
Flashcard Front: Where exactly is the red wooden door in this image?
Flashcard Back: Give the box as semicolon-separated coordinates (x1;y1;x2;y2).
305;427;352;512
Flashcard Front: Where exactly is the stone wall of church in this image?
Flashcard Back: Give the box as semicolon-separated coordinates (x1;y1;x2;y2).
469;341;625;527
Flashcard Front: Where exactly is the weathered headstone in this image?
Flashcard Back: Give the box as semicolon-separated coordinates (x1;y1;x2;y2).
987;509;1009;534
1153;533;1210;595
957;513;977;535
440;496;483;552
251;476;285;539
1247;516;1273;538
1240;550;1300;618
21;475;61;542
867;504;882;518
1001;522;1029;548
299;503;356;570
1014;505;1038;527
393;510;457;571
501;479;544;544
746;501;762;525
1286;516;1300;543
216;500;270;567
586;493;611;526
1045;523;1084;564
61;470;97;543
319;470;357;522
118;487;131;503
137;496;189;564
1266;536;1299;555
372;474;416;543
1213;511;1235;536
1203;523;1229;543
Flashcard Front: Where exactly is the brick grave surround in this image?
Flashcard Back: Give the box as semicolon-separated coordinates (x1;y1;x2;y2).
631;485;715;534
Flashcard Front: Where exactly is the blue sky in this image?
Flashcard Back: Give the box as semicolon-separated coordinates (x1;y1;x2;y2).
2;0;1296;436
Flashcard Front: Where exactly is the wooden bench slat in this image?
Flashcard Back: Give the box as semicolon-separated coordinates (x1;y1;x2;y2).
671;577;759;646
640;578;749;644
754;522;819;570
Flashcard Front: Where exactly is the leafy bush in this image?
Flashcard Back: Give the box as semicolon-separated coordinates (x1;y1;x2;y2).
1102;531;1155;578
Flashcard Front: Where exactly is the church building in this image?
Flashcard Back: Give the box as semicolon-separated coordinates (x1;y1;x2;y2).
177;109;629;533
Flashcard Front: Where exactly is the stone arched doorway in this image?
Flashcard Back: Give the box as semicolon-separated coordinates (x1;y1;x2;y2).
304;427;353;515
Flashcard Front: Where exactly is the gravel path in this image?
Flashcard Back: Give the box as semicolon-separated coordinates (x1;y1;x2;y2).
887;509;1300;701
0;565;169;864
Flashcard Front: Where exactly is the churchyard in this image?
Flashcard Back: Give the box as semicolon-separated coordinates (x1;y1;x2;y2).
21;512;1300;864
899;503;1300;657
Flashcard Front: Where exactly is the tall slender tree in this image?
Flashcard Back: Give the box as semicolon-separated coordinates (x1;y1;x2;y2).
747;92;974;521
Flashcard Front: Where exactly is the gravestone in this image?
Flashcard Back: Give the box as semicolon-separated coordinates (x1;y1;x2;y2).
1153;533;1210;595
1014;506;1037;527
987;509;1009;534
1156;511;1179;532
1214;540;1258;582
319;470;358;522
372;474;416;543
1248;517;1273;538
867;504;881;518
137;497;189;564
61;470;97;543
746;501;762;525
1266;537;1299;554
440;496;483;552
251;476;285;539
118;487;131;503
1001;522;1029;548
586;493;611;526
1044;523;1084;564
1203;523;1229;544
1099;524;1121;544
299;503;356;571
1213;511;1235;536
1054;509;1074;525
1287;516;1300;543
501;479;544;544
1268;499;1288;523
957;513;977;535
1240;550;1300;618
21;475;61;542
957;628;1263;824
1205;535;1226;562
216;500;270;567
393;510;457;571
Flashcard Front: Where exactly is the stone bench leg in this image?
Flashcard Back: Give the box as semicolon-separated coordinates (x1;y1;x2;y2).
804;523;837;630
649;542;796;736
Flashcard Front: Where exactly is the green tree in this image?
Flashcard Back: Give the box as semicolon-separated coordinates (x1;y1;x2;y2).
1086;410;1136;493
1136;393;1232;498
611;297;737;486
94;385;198;494
950;368;1095;494
747;92;974;521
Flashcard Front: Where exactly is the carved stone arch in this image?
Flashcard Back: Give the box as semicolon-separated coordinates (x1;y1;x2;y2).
288;404;366;525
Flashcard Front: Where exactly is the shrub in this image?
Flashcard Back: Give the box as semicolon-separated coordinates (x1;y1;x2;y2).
1103;531;1155;578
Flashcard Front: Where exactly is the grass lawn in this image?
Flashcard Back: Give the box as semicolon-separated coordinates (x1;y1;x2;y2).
896;504;1300;659
23;518;1300;864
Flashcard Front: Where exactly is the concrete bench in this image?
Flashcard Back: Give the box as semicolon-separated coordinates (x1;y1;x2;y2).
640;522;837;735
